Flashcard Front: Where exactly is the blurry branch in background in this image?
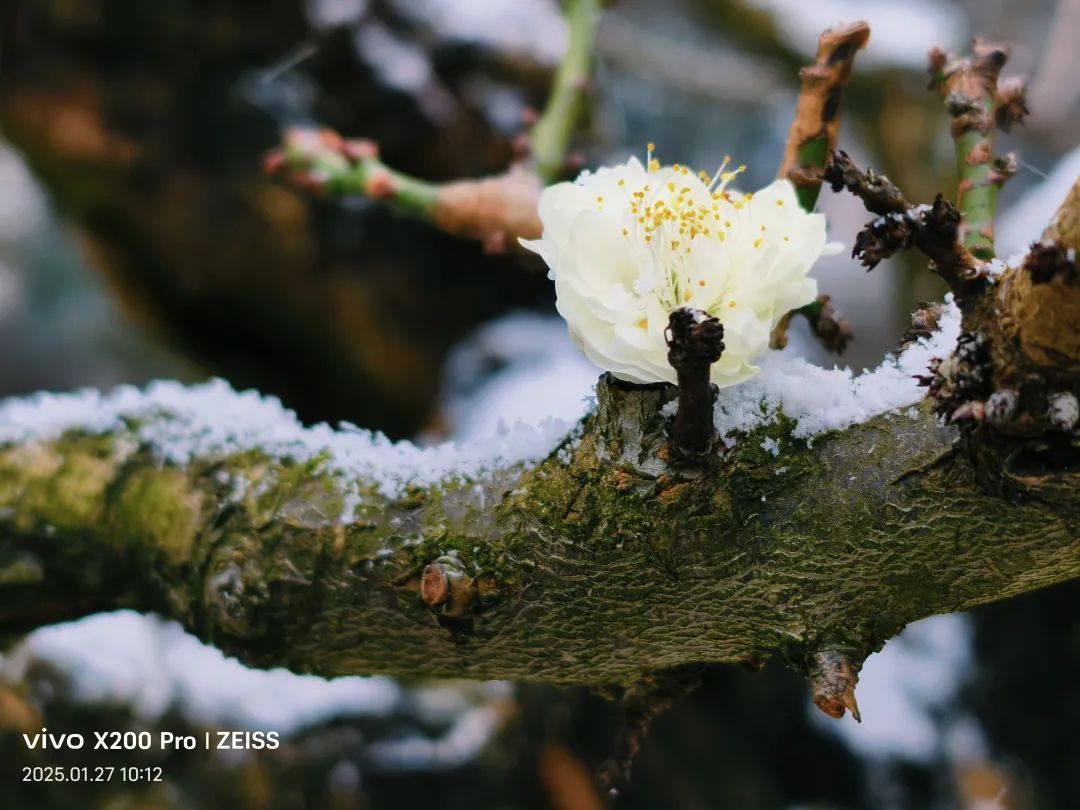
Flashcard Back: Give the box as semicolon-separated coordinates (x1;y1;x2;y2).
927;39;1028;260
264;0;603;254
528;0;602;183
777;21;870;212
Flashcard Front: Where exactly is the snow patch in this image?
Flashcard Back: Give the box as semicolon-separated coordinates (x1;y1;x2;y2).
713;295;961;440
0;378;573;501
307;0;368;29
439;312;598;442
0;297;961;480
3;612;401;735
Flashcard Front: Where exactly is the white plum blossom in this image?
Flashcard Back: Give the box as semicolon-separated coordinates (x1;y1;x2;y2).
522;148;842;387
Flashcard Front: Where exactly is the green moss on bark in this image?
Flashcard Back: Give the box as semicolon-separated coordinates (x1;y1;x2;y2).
1;385;1077;687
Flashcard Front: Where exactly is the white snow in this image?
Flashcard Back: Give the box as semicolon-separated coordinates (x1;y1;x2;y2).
368;683;512;771
354;23;433;95
3;611;401;735
713;294;961;441
0;294;960;482
307;0;368;29
0;610;514;758
745;0;965;69
439;312;598;443
0;378;574;501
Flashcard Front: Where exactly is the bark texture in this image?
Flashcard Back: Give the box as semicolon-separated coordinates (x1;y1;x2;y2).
2;377;1078;691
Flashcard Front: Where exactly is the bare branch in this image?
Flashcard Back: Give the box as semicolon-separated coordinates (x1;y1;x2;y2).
665;308;725;459
778;21;870;211
823;150;987;307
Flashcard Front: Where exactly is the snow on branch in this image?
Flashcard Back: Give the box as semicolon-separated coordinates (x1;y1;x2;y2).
0;291;961;489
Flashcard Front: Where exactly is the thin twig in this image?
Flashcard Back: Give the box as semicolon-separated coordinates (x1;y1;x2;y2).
777;21;870;212
665;309;724;459
824;149;987;309
529;0;602;183
770;294;853;354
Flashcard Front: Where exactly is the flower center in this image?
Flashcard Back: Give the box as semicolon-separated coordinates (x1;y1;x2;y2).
619;145;750;310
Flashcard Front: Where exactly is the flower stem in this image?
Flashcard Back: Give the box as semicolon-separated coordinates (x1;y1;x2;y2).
529;0;603;183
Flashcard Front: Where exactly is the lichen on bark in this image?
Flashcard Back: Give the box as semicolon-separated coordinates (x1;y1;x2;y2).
2;375;1078;695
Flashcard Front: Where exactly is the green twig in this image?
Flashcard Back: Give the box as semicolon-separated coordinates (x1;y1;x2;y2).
263;1;604;245
270;130;439;219
928;39;1016;260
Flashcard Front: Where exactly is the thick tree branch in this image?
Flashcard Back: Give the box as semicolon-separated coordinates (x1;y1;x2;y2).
2;380;1078;697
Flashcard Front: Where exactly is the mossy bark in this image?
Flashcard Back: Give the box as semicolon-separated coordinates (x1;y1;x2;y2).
2;378;1077;688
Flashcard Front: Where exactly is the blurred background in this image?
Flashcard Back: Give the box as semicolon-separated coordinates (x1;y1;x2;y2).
1;0;1079;807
